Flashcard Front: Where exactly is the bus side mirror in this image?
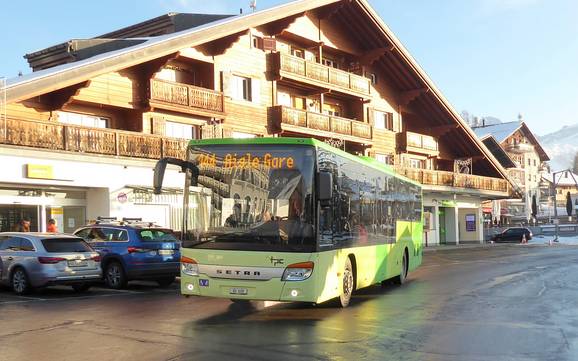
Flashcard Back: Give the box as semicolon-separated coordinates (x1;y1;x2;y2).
318;172;333;205
153;159;169;195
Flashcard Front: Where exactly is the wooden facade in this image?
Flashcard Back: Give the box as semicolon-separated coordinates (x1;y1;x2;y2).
1;0;514;197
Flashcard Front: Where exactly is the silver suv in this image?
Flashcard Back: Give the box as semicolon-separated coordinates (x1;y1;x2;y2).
0;233;102;295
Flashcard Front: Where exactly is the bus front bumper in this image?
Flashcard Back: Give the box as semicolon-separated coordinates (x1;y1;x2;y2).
180;274;317;303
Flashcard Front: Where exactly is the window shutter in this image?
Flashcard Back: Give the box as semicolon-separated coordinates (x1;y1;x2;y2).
221;71;232;98
263;37;277;51
394;113;402;132
367;107;374;126
251;78;261;104
391;113;400;132
151;116;166;136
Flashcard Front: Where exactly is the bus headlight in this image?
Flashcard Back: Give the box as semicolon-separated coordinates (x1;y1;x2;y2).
181;256;199;276
282;262;314;281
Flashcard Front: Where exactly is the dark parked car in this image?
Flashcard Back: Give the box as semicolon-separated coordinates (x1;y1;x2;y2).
74;220;180;289
491;227;532;243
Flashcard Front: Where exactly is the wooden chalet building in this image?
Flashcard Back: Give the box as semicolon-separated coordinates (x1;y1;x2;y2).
0;0;515;244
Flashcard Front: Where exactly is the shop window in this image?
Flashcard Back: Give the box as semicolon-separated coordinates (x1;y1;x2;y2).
165;121;196;140
58;112;108;129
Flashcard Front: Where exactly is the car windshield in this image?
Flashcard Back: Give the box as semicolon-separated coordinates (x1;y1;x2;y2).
182;144;315;252
42;238;93;253
138;229;178;242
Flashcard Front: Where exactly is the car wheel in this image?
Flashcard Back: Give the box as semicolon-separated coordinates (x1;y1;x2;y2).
157;277;176;288
105;261;127;289
72;283;91;293
339;257;354;308
394;250;408;285
11;267;32;295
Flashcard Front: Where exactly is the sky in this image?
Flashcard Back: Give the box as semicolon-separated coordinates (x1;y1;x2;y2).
1;0;577;136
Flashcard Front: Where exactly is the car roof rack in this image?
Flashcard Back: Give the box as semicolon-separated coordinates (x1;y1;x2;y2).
93;216;160;228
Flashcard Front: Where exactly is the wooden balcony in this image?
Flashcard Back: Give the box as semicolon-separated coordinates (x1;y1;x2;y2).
397;131;439;157
395;167;509;194
0;118;189;160
149;79;225;116
271;53;371;96
269;106;372;143
505;142;534;154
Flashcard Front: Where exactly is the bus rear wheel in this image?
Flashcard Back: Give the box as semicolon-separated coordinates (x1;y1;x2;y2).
394;250;408;285
339;257;354;308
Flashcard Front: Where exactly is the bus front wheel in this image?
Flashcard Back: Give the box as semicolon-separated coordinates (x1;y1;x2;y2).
339;257;354;308
394;249;408;285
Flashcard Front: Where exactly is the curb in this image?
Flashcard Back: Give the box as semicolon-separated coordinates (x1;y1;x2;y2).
422;243;545;253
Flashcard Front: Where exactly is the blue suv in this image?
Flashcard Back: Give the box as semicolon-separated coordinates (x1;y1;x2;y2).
74;219;180;289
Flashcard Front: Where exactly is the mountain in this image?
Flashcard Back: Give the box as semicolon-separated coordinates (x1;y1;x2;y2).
539;124;578;171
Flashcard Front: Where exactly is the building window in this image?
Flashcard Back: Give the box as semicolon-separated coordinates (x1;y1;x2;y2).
231;75;252;102
165;121;196;140
376;153;393;165
291;47;305;59
533;159;536;166
408;158;424;169
322;58;338;69
374;110;394;130
58;112;108;128
322;102;342;117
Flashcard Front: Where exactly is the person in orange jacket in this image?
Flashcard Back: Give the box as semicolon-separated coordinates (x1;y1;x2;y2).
47;219;58;233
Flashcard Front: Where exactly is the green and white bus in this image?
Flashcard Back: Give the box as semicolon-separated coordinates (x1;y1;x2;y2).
153;138;422;307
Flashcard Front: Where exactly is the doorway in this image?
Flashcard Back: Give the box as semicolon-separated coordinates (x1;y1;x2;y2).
438;208;447;244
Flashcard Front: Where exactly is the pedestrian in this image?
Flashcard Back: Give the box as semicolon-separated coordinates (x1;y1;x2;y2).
47;218;57;233
15;218;31;232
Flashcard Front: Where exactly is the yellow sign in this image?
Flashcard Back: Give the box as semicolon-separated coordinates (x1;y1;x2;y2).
26;164;54;180
199;153;294;169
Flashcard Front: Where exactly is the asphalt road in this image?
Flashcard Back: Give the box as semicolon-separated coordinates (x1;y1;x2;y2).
2;244;578;361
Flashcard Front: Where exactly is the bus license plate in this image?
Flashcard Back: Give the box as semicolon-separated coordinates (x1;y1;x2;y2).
229;287;248;295
68;260;88;267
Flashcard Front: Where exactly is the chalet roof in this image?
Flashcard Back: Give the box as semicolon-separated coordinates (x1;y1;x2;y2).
473;122;522;143
542;171;578;187
4;0;516;189
473;121;550;162
480;137;516;169
24;13;234;72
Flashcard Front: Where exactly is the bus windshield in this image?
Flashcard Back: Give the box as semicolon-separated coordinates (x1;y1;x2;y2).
183;144;316;252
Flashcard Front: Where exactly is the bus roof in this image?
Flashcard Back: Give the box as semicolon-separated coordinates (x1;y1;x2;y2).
188;137;421;188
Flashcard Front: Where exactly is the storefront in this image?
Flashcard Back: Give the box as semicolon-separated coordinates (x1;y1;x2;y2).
422;193;484;246
0;148;186;233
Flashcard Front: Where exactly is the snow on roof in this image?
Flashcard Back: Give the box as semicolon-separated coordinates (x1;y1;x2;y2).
542;170;578;186
472;122;522;143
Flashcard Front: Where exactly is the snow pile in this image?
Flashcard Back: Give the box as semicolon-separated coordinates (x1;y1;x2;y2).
531;235;578;245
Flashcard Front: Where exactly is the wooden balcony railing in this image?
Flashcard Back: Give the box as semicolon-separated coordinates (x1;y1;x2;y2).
0;118;189;160
270;106;372;140
397;131;439;155
274;53;371;95
150;79;224;113
395;167;509;193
